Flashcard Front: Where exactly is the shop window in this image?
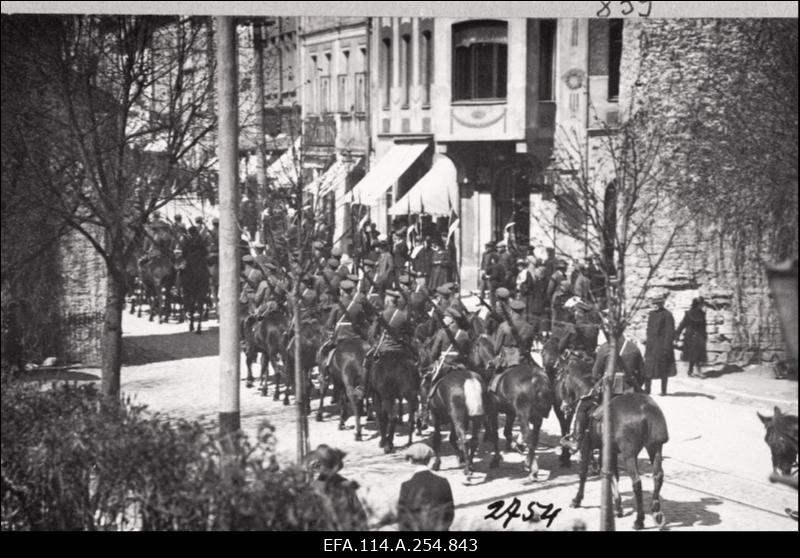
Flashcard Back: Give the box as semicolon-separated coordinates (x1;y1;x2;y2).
608;19;622;101
538;20;557;101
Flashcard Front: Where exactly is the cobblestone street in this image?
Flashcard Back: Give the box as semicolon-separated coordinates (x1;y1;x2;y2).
114;312;798;532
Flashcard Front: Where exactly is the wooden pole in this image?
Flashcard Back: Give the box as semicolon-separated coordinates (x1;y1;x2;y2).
216;16;241;449
600;278;619;531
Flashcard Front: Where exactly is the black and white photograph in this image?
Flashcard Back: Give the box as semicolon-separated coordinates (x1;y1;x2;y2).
1;1;797;536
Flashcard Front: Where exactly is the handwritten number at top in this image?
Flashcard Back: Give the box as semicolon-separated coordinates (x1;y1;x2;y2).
597;1;652;18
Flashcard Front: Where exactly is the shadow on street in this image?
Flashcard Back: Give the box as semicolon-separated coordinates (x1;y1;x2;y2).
123;326;220;365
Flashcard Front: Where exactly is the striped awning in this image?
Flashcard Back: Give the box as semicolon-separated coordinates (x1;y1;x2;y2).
388;154;458;216
346;142;428;204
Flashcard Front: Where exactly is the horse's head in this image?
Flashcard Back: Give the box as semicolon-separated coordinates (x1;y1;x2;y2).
471;335;496;381
541;336;561;378
758;406;799;476
556;355;595;418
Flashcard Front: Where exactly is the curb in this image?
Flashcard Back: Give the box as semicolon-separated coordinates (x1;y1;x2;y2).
669;376;798;411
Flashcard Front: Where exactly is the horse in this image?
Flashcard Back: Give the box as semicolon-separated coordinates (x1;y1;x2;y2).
285;317;323;411
542;335;595;467
138;253;176;324
369;348;421;453
243;308;289;400
566;391;669;530
178;242;210;333
472;334;553;479
420;367;501;476
124;248;144;317
324;337;370;440
757;406;798;477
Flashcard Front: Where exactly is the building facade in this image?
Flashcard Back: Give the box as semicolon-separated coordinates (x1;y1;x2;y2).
357;17;622;290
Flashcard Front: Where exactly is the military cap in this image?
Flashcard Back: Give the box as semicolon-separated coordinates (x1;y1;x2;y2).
327;257;340;268
212;217;219;225
436;285;452;296
485;240;496;248
377;233;389;244
516;258;527;266
575;301;593;312
263;262;278;272
556;259;568;269
509;299;526;312
496;240;507;248
495;287;511;300
385;289;402;299
301;289;318;304
340;280;356;291
242;254;254;264
648;290;667;303
311;240;324;250
445;307;463;320
398;274;411;285
362;258;376;267
194;216;204;224
330;246;343;258
404;442;434;464
347;274;360;283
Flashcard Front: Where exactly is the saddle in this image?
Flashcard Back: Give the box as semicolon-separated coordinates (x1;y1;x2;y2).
488;369;507;394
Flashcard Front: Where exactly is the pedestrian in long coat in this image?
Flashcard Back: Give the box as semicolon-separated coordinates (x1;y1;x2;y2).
643;293;677;396
412;237;434;281
676;297;708;378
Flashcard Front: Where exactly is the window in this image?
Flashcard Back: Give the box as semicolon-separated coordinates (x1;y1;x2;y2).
608;19;622;100
452;20;508;101
355;71;367;113
401;34;411;108
310;54;318;113
420;31;432;106
538;20;557;101
338;50;350;112
381;38;392;108
320;53;332;113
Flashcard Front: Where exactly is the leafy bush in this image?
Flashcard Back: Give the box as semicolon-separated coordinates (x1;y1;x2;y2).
1;379;352;531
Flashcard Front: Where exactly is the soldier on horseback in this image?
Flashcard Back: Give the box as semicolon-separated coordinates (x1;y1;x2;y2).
318;279;369;380
492;299;534;375
428;307;472;386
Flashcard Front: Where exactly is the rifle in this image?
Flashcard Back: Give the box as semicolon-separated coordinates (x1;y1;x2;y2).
472;291;504;323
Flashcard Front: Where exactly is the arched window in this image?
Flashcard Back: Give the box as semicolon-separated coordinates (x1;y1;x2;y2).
452;20;508;101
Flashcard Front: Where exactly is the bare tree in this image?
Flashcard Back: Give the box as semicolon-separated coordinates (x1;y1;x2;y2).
2;15;216;396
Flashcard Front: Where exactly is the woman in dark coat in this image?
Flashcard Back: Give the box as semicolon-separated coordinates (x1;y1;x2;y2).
428;238;450;291
676;297;708;378
643;292;677;396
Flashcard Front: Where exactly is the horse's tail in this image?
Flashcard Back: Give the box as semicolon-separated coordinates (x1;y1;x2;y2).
646;403;670;445
464;376;485;417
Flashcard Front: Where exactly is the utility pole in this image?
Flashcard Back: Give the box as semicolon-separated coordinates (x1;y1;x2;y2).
216;16;240;450
253;19;269;206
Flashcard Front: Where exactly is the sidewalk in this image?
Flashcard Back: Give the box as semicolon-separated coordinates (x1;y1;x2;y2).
669;362;798;414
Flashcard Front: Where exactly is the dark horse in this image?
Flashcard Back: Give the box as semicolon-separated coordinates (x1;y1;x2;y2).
566;390;669;530
542;335;594;467
178;241;209;333
420;367;501;476
757;406;798;477
285;317;323;410
473;335;554;479
370;348;421;453
139;252;176;324
244;309;288;400
323;338;369;440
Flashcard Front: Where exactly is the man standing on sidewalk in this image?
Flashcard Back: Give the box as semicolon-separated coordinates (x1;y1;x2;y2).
643;291;677;396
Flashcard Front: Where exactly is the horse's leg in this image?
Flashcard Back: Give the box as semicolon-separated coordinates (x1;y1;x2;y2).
188;299;195;332
648;444;666;527
503;410;516;452
338;385;349;431
570;440;591;508
486;407;501;468
282;356;291;406
196;297;203;333
273;351;282;402
431;419;442;471
259;354;270;397
407;395;417;447
354;395;363;442
611;451;623;518
374;396;386;446
384;398;398;453
468;417;481;466
453;418;471;476
526;414;542;480
626;455;645;530
554;405;572;467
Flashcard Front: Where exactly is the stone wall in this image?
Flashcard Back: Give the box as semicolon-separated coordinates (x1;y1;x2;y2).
618;19;792;364
57;227;107;366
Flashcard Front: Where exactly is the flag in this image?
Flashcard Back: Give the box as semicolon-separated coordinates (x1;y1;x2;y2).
357;194;370;230
446;198;459;247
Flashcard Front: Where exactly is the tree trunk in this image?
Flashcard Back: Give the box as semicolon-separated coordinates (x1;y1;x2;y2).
101;267;125;398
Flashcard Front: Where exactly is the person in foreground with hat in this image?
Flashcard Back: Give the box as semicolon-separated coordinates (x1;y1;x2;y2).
397;442;455;532
643;291;677;396
305;444;368;531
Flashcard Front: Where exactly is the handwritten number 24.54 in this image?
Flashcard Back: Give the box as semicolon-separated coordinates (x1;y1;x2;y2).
597;1;652;17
